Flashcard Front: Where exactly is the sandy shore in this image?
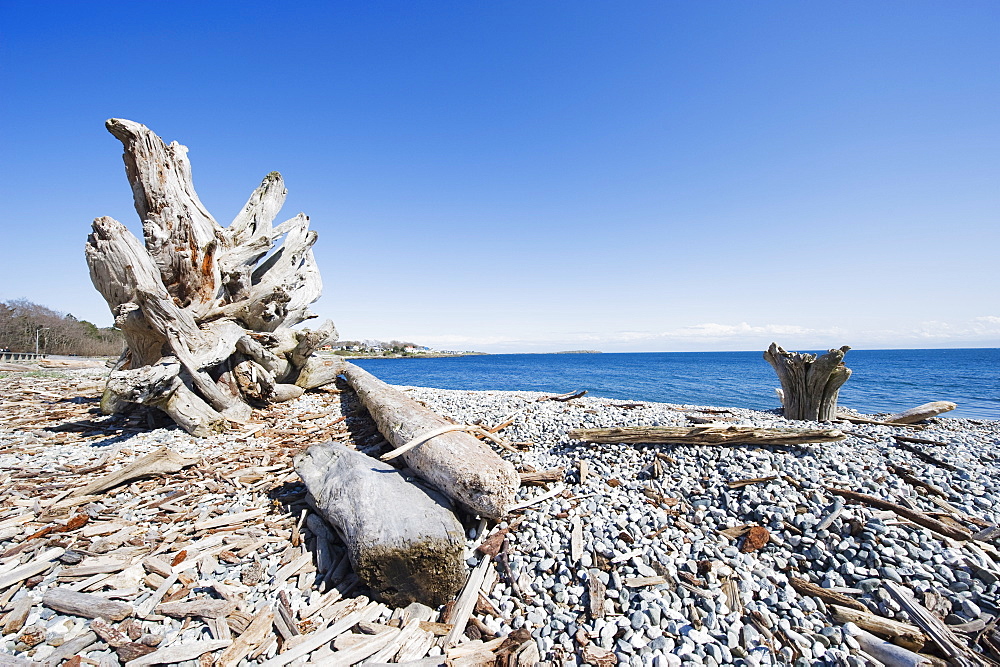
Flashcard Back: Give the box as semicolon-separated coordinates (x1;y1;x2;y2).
1;366;998;666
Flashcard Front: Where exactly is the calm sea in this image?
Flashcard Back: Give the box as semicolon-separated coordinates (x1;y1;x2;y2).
350;348;999;420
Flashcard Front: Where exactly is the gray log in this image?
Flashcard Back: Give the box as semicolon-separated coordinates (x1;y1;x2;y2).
764;342;852;421
43;588;133;620
887;401;957;424
294;441;467;607
341;362;520;519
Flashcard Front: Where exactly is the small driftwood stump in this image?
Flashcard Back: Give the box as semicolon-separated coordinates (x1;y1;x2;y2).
294;441;466;607
764;342;852;421
86;119;337;436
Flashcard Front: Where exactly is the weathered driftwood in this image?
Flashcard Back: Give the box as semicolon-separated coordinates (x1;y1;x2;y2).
887;401;957;424
86;119;338;436
294;441;466;607
567;425;846;446
764;342;851;421
826;487;972;541
788;577;866;612
843;623;935;667
882;582;986;667
828;604;926;652
72;446;197;497
42;588;133;621
341;362;520;519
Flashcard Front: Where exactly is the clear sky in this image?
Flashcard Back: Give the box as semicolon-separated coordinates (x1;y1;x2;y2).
1;1;997;353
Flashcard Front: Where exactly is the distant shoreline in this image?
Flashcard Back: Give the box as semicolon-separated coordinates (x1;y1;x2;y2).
324;352;488;359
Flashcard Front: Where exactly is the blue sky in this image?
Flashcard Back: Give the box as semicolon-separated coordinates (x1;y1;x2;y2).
1;1;997;352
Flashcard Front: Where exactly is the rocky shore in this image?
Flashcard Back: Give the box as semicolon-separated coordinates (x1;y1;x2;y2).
1;366;998;666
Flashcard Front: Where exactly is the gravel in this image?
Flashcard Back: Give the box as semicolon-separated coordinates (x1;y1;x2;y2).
1;367;998;665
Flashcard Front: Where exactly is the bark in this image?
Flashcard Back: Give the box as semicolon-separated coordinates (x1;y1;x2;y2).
764;342;852;421
295;441;467;607
567;425;846;446
86;119;339;436
340;362;520;519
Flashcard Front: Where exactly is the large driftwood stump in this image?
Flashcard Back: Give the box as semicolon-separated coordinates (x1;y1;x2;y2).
86;120;337;435
294;441;466;607
764;342;851;421
341;362;520;519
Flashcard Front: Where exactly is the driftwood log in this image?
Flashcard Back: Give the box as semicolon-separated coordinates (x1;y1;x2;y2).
294;441;466;607
764;342;851;421
887;401;957;424
567;425;846;447
826;487;972;540
843;623;935;667
86;119;337;436
828;604;927;652
72;446;197;497
341;362;520;519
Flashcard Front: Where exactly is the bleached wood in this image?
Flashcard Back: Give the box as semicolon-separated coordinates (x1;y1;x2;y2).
843;623;932;667
123;638;231;667
887;401;957;424
87;119;339;436
828;604;926;652
568;425;846;446
105;118;220;313
155;599;236;619
257;601;385;667
764;342;852;421
214;605;274;667
443;555;494;646
341;361;520;519
42;589;133;621
295;441;466;607
73;446;197;497
883;582;985;666
0;548;64;590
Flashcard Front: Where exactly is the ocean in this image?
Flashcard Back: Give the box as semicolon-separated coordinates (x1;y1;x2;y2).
350;348;999;420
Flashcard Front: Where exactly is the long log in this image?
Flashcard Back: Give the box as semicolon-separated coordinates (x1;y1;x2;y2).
764;342;851;421
826;487;972;541
886;401;957;424
294;442;466;607
828;604;927;652
340;362;519;519
567;425;846;446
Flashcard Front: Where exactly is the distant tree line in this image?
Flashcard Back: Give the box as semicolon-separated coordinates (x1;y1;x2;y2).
0;299;123;356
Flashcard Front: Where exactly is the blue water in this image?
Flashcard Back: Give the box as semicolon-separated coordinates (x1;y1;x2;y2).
351;349;1000;420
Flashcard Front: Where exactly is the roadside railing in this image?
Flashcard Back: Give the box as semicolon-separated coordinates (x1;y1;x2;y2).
0;352;48;362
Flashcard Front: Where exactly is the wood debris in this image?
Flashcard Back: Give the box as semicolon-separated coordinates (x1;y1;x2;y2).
0;368;554;666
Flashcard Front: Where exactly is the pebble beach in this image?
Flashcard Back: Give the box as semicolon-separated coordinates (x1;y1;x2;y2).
1;365;999;666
